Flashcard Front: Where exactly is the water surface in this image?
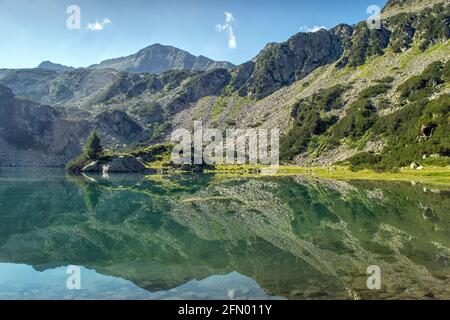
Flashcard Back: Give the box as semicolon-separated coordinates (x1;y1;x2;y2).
0;168;449;300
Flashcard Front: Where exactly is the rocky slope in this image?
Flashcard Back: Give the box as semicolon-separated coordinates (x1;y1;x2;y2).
90;43;235;74
0;84;86;167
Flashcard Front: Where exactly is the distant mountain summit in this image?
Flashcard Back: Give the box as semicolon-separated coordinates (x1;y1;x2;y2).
37;61;75;72
89;43;235;74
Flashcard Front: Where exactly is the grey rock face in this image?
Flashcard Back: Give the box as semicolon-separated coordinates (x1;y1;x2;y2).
90;44;235;74
95;109;147;143
0;84;86;167
237;25;353;99
81;157;146;174
166;69;232;113
104;157;146;173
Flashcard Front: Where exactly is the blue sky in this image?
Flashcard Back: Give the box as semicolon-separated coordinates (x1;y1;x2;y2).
0;0;387;68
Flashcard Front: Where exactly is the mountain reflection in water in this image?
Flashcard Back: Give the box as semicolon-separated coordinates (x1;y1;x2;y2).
0;168;449;300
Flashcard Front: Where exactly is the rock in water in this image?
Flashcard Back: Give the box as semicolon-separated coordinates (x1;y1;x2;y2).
81;161;101;173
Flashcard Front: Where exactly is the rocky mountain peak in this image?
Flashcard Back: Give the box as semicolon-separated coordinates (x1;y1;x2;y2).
90;44;235;74
37;61;75;72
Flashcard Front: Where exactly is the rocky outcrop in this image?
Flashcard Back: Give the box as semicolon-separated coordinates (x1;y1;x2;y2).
234;24;353;99
95;109;147;143
166;69;232;113
90;43;235;74
105;156;146;173
81;156;146;174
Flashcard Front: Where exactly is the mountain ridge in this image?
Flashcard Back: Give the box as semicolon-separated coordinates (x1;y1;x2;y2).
89;43;235;74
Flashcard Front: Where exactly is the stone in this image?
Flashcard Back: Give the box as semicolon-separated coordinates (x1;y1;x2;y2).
416;166;424;170
410;162;418;169
104;157;146;173
430;154;440;158
81;161;101;173
421;124;435;138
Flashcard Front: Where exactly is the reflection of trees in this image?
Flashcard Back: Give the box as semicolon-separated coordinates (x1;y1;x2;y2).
0;170;449;299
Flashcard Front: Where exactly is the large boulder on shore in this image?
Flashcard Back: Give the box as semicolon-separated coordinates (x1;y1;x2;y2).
103;156;146;173
81;161;101;173
80;156;146;174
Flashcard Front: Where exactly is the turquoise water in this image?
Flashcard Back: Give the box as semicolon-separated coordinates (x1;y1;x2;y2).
0;168;449;300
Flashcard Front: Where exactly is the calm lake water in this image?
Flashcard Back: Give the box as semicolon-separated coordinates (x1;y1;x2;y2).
0;168;449;300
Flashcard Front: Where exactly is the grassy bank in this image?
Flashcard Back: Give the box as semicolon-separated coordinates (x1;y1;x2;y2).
208;164;450;187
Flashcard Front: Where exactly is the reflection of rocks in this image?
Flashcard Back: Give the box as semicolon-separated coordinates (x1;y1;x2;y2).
0;169;449;299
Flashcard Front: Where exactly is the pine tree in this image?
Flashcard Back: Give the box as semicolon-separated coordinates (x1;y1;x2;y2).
83;131;102;160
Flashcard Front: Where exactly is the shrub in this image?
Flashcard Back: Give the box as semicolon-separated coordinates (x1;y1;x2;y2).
443;60;450;83
398;61;444;100
348;152;382;170
359;83;391;99
331;98;377;139
65;154;89;173
280;86;344;160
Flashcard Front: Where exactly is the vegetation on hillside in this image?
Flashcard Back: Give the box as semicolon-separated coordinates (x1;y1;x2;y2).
281;57;450;170
344;61;450;170
280;85;345;160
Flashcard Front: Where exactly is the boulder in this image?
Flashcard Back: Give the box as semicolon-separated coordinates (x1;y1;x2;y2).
421;124;435;138
81;161;101;173
104;156;146;173
410;162;419;169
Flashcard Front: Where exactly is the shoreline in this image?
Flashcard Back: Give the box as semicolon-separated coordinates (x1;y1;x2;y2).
203;165;450;187
3;164;450;187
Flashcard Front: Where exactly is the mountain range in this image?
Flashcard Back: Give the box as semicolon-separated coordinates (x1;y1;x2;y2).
0;0;448;168
37;44;235;74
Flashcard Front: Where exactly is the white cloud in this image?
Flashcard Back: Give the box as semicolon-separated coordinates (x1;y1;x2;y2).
87;18;112;31
299;25;327;33
216;11;237;49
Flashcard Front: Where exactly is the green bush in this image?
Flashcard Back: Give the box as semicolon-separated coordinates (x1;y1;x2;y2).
348;152;382;170
370;94;450;169
443;60;450;83
398;61;444;100
359;83;391;99
331;98;377;139
65;154;89;173
280;86;344;160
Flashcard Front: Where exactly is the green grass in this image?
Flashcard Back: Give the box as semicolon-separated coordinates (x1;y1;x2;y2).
209;164;450;187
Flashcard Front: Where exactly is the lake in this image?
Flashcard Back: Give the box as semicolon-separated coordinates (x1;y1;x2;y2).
0;168;449;300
